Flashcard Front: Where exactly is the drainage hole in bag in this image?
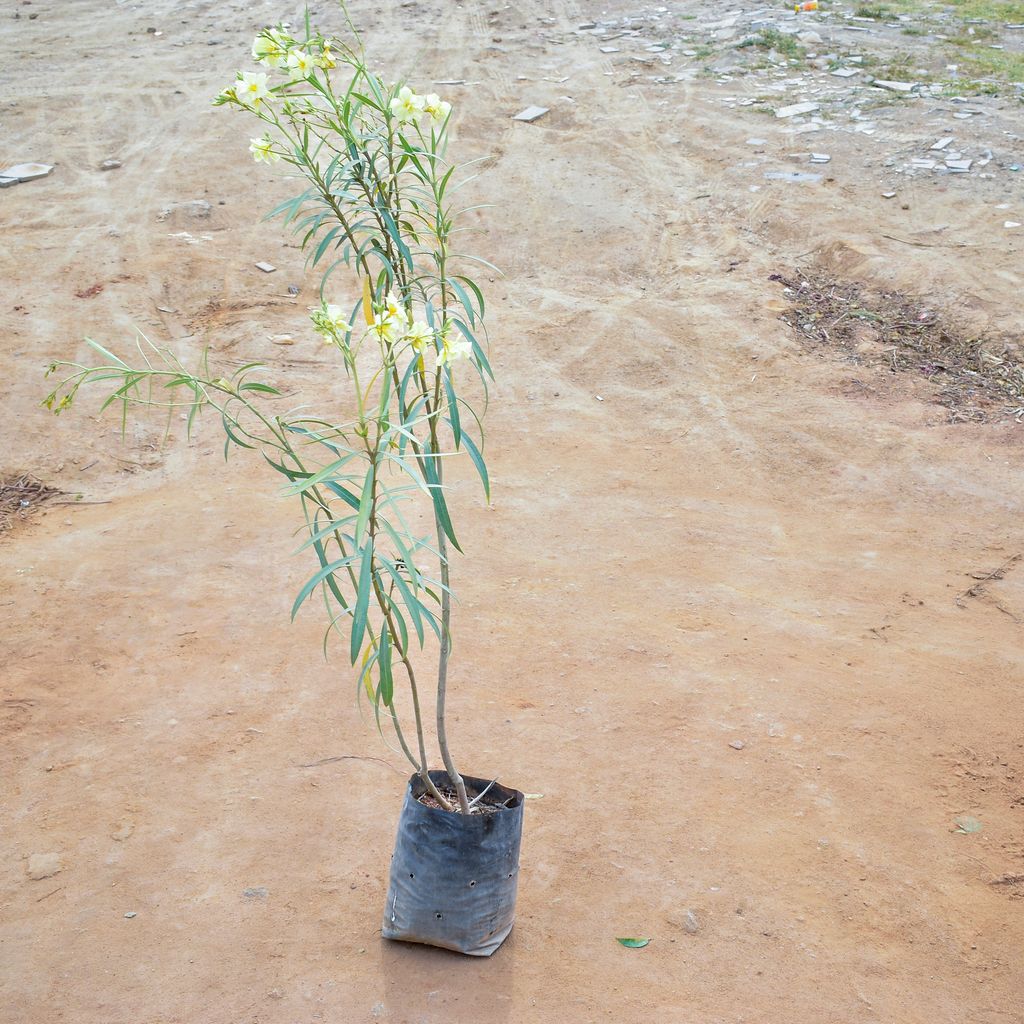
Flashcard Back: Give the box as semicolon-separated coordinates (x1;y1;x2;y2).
468;880;476;887
435;912;443;920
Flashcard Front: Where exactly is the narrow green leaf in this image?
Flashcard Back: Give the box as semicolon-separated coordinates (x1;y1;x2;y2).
354;461;374;545
350;542;373;664
380;557;424;646
292;554;357;620
312;225;342;268
456;424;489;500
377;626;393;706
422;454;461;553
443;370;461;448
283;452;363;495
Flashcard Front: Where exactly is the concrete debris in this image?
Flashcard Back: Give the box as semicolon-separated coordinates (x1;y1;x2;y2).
99;159;122;171
512;105;550;123
809;153;832;164
873;80;916;93
830;68;859;78
1;162;54;183
775;101;820;119
930;138;953;152
254;261;276;273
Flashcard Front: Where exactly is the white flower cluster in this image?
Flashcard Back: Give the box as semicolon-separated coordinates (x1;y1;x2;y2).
311;293;471;368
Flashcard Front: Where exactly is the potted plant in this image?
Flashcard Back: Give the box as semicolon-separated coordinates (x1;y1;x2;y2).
43;14;523;957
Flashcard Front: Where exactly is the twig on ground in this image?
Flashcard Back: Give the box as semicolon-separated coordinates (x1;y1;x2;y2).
298;754;404;774
955;554;1021;609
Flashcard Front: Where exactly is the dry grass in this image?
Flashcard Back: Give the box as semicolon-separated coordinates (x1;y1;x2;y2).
0;474;63;534
773;271;1024;423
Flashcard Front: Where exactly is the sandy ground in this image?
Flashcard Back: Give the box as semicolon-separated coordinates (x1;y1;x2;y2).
3;1;1024;1021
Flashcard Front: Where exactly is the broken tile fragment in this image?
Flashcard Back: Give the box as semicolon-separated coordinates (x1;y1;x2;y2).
1;162;54;182
873;79;915;93
775;101;819;119
254;261;277;273
512;105;549;123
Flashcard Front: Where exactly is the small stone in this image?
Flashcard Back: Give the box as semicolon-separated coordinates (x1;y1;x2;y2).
945;159;972;173
809;153;831;164
746;138;767;146
881;191;897;198
512;105;549;123
124;911;137;919
775;101;820;119
1005;221;1022;229
830;68;859;78
599;46;620;53
929;137;953;152
682;909;700;933
254;261;276;273
271;334;295;346
99;159;122;171
729;740;746;750
243;886;269;900
287;284;300;296
27;853;62;880
873;79;915;93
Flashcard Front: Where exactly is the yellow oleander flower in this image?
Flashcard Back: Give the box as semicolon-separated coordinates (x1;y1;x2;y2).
390;85;424;123
252;30;288;68
249;136;280;163
236;71;271;109
404;321;434;353
422;94;451;126
311;303;350;343
286;48;316;78
371;310;403;344
437;333;472;366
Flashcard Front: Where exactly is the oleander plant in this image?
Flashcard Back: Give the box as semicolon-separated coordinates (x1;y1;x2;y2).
45;14;498;817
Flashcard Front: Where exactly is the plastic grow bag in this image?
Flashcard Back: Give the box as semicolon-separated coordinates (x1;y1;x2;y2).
381;770;524;956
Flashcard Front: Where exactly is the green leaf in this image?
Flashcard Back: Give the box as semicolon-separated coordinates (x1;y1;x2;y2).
350;542;373;664
292;554;358;620
452;318;494;380
282;452;363;495
443;370;461;448
616;938;650;949
86;338;130;368
354;461;375;546
377;625;393;706
447;277;477;327
422;452;461;552
380;556;424;646
456;424;490;500
312;225;342;268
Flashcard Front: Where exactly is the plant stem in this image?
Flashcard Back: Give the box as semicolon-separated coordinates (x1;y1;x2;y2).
433;524;470;814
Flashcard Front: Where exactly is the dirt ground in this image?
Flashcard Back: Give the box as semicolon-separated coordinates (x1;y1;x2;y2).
3;1;1023;1021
